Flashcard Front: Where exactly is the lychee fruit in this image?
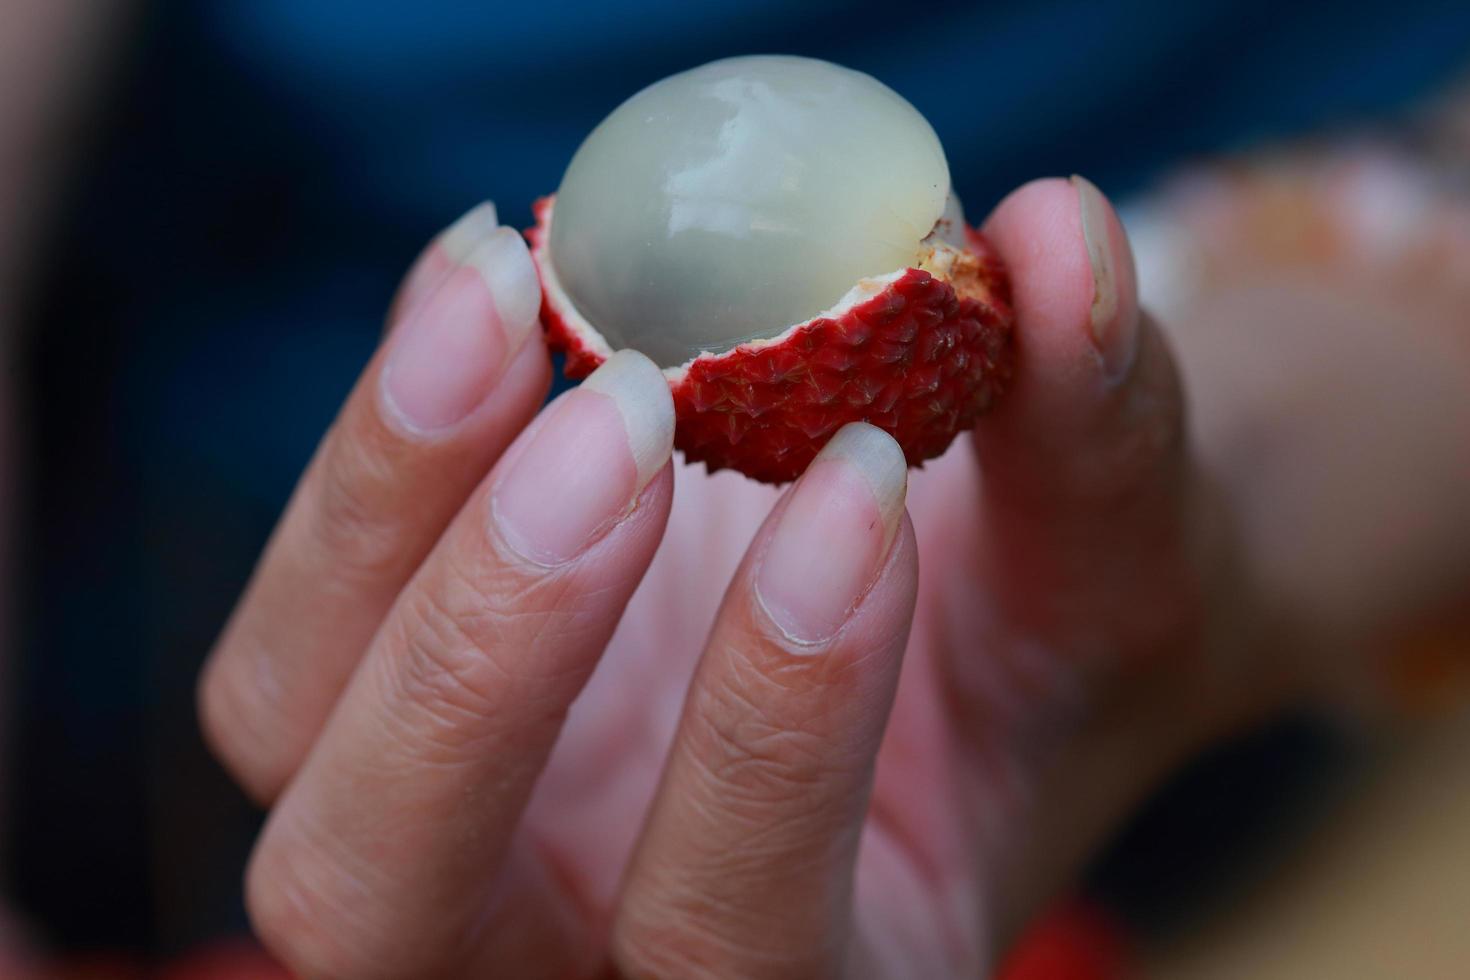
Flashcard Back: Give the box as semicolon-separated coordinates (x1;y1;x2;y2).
528;54;1015;484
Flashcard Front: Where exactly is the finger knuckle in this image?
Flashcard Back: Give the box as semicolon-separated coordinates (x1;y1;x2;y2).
687;658;856;813
247;833;390;980
307;429;412;584
610;932;744;980
377;562;589;761
197;653;289;805
613;906;833;980
399;581;513;717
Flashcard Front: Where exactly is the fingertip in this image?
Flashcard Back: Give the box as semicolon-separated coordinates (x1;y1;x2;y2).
464;226;542;354
982;177;1095;356
439;201;501;263
754;423;912;645
857;505;921;647
387;201;502;333
635;458;677;532
489;352;674;569
981;176;1140;386
581;349;676;493
974;178;1183;513
821;422;909;549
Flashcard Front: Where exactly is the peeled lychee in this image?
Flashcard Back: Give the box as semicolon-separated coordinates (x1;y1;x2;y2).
529;55;1015;484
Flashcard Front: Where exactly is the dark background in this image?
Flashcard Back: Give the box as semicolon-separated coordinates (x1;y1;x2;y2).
10;0;1470;957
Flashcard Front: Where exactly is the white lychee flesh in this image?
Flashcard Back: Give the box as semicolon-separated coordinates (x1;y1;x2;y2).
548;55;952;369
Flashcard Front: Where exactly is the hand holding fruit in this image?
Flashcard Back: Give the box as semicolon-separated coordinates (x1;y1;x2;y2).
199;57;1470;978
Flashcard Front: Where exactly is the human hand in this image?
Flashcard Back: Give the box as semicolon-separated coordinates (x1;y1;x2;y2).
200;181;1282;978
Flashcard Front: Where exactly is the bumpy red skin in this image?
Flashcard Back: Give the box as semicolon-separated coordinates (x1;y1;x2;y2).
527;197;1015;484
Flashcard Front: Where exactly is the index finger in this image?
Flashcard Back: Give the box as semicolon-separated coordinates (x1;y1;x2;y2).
246;352;676;980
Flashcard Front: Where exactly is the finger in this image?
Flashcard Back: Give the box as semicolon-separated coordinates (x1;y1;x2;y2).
612;423;918;980
200;203;548;804
960;178;1256;937
246;352;675;980
972;176;1198;657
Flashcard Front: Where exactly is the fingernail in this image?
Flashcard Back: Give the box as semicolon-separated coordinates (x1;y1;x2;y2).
492;350;673;565
440;202;499;263
387;202;501;335
382;224;541;433
1073;175;1140;381
756;423;908;644
467;227;542;351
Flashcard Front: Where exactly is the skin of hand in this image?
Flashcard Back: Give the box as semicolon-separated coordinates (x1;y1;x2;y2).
197;172;1463;978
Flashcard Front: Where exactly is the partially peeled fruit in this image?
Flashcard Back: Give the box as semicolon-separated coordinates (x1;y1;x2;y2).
529;54;1014;483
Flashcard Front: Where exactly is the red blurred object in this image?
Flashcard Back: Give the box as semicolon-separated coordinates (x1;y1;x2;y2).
40;953;145;980
996;897;1132;980
153;940;289;980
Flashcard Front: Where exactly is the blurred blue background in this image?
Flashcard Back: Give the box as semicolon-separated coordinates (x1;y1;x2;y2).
11;0;1470;958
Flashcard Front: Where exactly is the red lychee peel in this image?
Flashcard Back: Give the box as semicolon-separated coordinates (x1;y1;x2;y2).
527;195;1015;484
